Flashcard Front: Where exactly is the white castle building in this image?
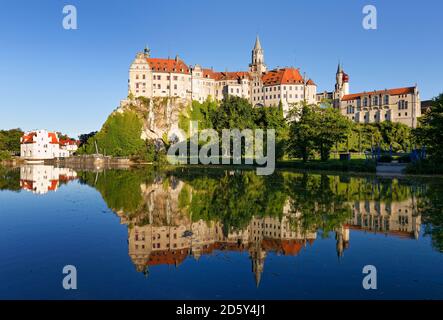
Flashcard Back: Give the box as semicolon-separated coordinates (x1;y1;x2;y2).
317;64;421;127
20;130;78;160
127;36;317;116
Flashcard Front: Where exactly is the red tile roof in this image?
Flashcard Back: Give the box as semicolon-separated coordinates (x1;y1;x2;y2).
48;180;58;191
59;139;78;146
262;68;304;86
202;68;218;79
21;132;36;144
306;79;316;86
146;58;190;74
20;180;34;190
48;132;59;144
213;71;251;81
341;87;416;101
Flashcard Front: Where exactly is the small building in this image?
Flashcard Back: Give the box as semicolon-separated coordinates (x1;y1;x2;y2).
20;130;77;160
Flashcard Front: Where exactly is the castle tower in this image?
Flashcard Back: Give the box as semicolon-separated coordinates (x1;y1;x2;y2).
249;35;267;74
333;62;349;107
250;242;266;288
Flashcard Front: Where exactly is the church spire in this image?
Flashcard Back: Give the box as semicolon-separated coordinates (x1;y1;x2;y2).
254;35;262;50
337;61;343;74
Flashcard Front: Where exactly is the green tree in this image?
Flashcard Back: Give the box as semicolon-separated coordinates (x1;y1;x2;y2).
0;128;23;153
413;93;443;162
80;111;145;157
287;104;351;161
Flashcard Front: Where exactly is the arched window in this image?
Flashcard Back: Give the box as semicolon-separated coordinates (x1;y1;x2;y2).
363;97;368;107
373;96;379;106
384;95;389;105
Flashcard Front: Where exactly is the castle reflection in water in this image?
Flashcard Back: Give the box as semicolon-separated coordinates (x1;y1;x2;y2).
18;166;422;286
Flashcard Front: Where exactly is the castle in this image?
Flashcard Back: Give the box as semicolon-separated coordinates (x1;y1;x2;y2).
128;36;317;117
128;36;420;127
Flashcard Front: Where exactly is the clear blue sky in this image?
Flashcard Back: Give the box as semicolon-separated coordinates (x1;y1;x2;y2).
0;0;442;137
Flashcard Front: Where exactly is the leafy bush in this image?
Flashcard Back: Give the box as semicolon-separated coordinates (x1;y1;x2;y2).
80;110;145;157
0;150;11;161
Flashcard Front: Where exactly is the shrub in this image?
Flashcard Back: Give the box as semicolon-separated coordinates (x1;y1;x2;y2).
0;150;11;161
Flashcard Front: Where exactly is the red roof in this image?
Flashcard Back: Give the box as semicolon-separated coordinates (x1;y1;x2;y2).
20;180;34;190
21;132;36;144
48;132;59;144
213;71;251;81
48;180;58;191
262;68;304;86
306;79;316;86
146;250;188;266
146;58;190;74
59;139;78;146
202;68;218;79
341;87;416;101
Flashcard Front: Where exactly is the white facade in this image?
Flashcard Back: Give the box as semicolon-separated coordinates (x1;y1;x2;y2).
127;37;317;113
20;130;76;160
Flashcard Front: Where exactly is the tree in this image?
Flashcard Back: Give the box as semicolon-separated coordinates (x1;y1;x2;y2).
210;96;257;132
287;104;351;161
315;106;352;161
0;128;23;153
413;93;443;162
287;104;318;162
78;131;97;147
254;104;288;160
80;111;145;157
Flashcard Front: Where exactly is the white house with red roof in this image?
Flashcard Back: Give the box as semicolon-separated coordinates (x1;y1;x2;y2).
127;36;317;115
20;130;76;160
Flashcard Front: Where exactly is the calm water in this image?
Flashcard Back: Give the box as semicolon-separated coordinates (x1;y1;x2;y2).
0;165;442;299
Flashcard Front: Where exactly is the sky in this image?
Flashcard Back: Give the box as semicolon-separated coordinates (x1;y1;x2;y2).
0;0;442;137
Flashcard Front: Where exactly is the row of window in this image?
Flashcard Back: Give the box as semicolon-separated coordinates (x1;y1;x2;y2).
346;99;409;114
351;112;409;120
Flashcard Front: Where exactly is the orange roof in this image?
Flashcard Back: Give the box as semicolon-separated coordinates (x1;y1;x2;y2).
281;240;304;256
20;180;34;190
21;132;36;144
262;68;304;86
48;180;58;191
306;79;316;86
59;139;78;146
341;87;416;101
213;71;251;81
48;132;59;144
146;58;190;74
146;250;188;266
202;68;218;79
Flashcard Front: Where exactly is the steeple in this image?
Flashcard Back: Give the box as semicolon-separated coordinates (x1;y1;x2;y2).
254;35;262;50
337;61;343;74
249;35;266;73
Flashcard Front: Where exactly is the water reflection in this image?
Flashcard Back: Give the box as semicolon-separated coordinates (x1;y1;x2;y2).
19;165;77;194
75;166;429;285
1;164;441;291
